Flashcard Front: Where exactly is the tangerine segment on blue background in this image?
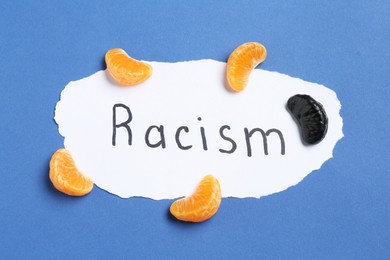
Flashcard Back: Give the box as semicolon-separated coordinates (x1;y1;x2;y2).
0;0;389;259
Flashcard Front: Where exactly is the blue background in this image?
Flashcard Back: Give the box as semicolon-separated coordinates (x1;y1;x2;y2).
0;1;389;259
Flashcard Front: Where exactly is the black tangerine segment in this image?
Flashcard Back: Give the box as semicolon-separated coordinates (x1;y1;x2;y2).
287;94;328;145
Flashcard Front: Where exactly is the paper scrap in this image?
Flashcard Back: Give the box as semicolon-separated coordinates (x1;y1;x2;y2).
54;59;343;199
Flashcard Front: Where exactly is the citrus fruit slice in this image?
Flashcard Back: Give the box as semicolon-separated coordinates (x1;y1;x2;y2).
105;48;153;86
287;94;328;144
49;148;93;196
170;175;222;222
226;42;267;92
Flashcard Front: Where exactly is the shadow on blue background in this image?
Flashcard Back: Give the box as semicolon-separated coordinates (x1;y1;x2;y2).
0;0;389;259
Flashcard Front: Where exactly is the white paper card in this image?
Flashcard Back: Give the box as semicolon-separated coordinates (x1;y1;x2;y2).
54;60;343;199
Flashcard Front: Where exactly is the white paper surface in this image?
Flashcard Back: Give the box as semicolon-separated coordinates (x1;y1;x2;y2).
54;59;343;199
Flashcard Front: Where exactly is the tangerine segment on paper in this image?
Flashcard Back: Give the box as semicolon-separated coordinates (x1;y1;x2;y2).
170;175;222;222
226;42;267;92
49;149;93;196
105;48;153;86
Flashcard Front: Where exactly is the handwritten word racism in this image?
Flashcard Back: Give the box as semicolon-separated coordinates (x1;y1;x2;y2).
112;104;286;157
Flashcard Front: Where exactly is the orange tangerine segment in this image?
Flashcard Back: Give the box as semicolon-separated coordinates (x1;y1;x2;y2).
105;48;153;86
49;149;93;196
226;42;267;92
170;175;222;222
